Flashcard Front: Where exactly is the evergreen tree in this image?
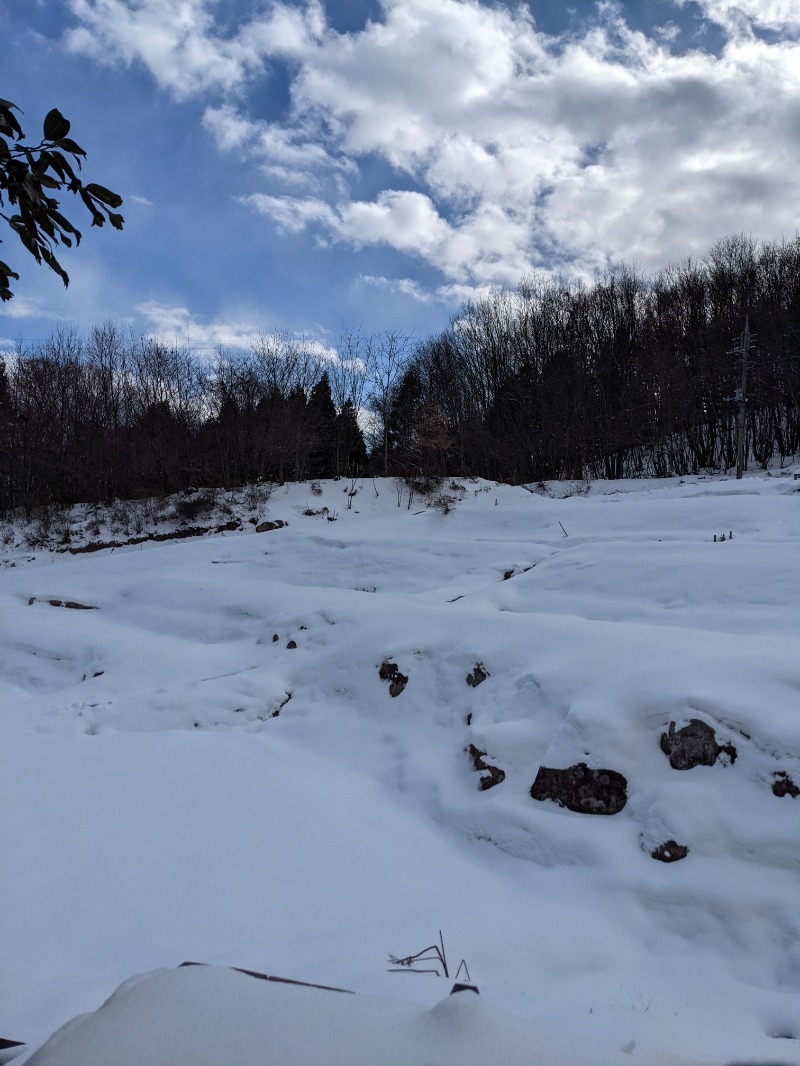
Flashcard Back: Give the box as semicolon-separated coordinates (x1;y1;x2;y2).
335;398;367;475
306;372;337;477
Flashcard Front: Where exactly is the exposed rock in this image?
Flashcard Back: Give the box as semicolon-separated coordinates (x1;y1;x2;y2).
651;839;689;862
503;569;514;580
466;664;489;687
773;772;800;798
271;692;293;718
256;519;287;533
530;763;628;815
286;640;297;649
379;660;408;697
63;519;241;555
272;633;279;643
660;719;737;770
45;599;99;610
389;676;408;697
466;743;505;790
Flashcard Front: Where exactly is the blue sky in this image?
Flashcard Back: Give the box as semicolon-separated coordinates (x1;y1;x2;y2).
1;0;798;356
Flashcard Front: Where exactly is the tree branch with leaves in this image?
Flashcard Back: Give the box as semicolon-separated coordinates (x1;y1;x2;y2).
0;98;124;301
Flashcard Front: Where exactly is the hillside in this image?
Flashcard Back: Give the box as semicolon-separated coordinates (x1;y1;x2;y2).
1;472;799;1065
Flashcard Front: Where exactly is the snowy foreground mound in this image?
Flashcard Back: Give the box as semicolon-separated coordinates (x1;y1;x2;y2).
1;473;799;1065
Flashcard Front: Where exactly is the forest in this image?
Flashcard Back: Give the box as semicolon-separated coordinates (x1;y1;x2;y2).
1;233;798;515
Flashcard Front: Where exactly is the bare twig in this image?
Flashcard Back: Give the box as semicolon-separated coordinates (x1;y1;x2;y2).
388;930;456;978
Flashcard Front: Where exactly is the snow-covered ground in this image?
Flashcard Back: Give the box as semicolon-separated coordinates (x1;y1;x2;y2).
1;472;799;1065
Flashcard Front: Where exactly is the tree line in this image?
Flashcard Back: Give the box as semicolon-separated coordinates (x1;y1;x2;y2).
1;233;798;515
389;234;800;482
0;326;377;514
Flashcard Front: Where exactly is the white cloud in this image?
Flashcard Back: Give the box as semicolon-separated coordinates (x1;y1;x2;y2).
358;275;438;304
136;301;338;362
0;296;72;321
684;0;800;34
66;0;325;98
67;0;800;290
203;104;354;188
137;301;269;350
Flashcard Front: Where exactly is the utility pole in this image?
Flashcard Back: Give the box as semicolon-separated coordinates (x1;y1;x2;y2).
728;316;751;480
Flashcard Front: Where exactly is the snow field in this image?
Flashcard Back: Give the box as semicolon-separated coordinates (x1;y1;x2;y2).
1;471;799;1064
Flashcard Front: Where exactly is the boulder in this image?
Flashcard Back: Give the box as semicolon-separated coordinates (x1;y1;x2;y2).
256;519;286;533
660;719;737;770
530;763;627;815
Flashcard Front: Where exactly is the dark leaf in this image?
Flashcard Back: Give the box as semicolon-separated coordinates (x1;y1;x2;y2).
79;188;105;226
40;247;70;286
0;260;20;281
43;108;71;141
54;137;86;158
38;216;56;240
0;107;23;139
108;211;124;230
19;231;42;262
42;151;69;181
51;210;81;240
85;182;123;208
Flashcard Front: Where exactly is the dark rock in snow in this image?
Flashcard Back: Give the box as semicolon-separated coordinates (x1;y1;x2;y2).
772;772;799;798
45;598;99;610
256;520;286;533
379;661;408;697
389;676;408;698
530;762;628;814
466;664;488;687
466;743;506;790
660;719;737;770
651;839;689;862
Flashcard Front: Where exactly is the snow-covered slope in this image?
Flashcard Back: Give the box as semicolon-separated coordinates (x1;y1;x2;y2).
1;473;798;1065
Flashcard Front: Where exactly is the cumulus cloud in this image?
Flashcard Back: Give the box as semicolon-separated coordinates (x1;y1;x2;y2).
137;301;338;361
67;0;800;289
65;0;325;97
685;0;800;34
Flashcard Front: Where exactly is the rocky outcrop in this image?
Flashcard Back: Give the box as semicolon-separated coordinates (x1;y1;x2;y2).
660;719;737;770
62;519;241;554
256;519;287;533
530;763;628;815
466;744;505;790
